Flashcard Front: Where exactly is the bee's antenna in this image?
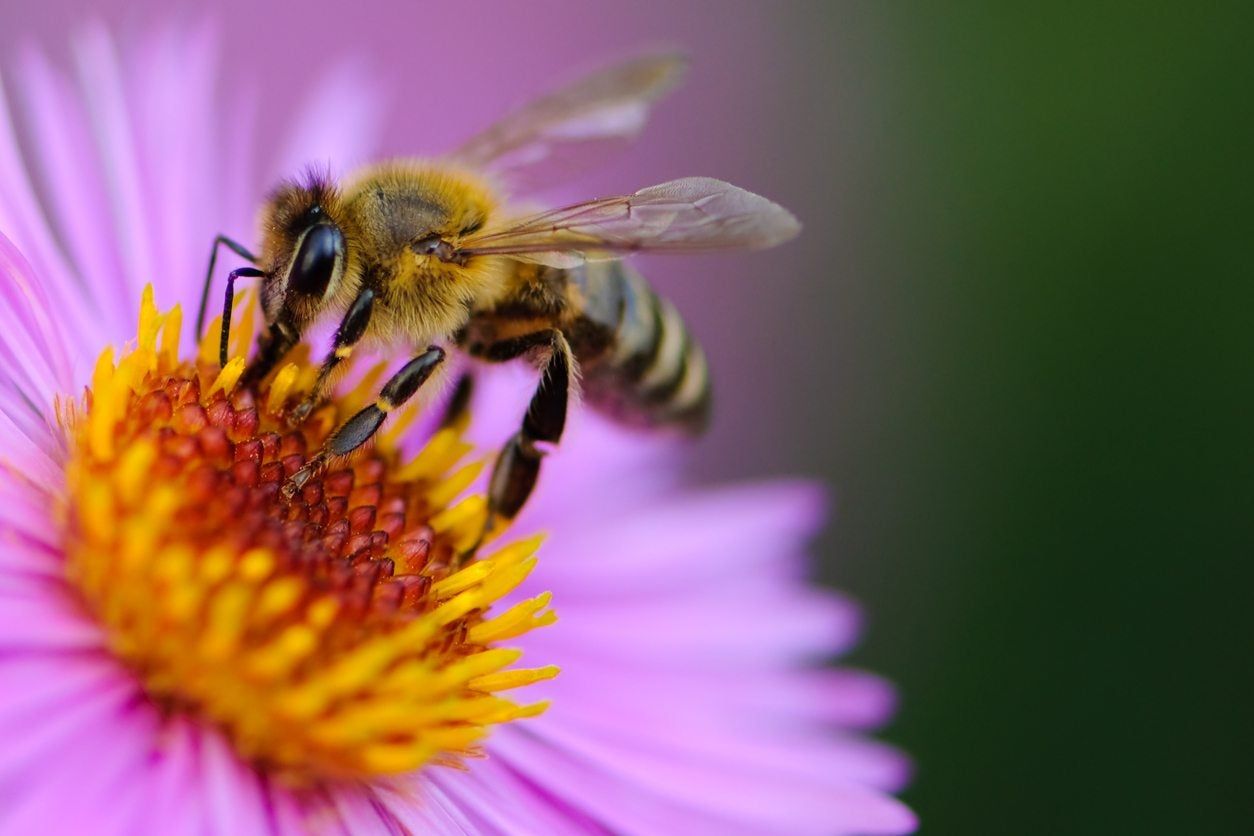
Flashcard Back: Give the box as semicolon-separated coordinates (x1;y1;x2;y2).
218;267;266;368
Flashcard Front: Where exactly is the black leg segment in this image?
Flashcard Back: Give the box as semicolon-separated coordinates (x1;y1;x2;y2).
488;435;543;522
290;288;376;424
197;234;257;341
482;330;572;536
522;338;570;446
218;267;267;367
283;347;446;498
378;349;446;408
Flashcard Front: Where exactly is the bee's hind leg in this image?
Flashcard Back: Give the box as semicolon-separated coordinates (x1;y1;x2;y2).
465;329;572;558
283;346;445;499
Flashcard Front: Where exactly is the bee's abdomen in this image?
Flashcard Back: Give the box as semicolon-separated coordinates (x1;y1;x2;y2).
572;263;711;434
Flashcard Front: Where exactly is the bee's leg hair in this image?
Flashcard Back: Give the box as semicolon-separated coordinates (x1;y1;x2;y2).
197;234;257;342
290;288;377;424
282;346;445;499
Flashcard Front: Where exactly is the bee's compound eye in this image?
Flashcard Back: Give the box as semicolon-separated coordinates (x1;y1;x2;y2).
291;224;344;299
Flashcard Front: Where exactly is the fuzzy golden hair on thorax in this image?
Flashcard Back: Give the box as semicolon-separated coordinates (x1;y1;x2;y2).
337;161;513;345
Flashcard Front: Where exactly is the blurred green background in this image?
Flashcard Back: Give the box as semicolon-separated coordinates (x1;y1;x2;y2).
754;4;1252;833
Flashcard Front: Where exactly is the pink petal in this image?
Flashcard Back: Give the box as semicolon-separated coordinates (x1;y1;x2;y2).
432;755;599;836
526;584;860;667
345;782;472;836
198;729;283;836
143;719;212;836
266;61;384;186
0;430;63;504
488;729;764;836
0;586;103;653
514;663;897;741
0;485;63;573
0;81;101;360
492;725;916;835
529;480;827;592
536;708;911;795
13;46;133;335
0;656;151;834
121;25;223;310
0;233;75;433
70;24;158;330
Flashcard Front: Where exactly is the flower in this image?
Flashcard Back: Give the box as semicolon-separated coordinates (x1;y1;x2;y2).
0;23;916;836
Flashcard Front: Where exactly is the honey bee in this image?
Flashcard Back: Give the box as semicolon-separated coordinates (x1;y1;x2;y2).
197;54;800;543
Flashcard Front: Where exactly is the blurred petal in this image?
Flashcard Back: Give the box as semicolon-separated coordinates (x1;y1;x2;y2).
508;719;915;834
531;480;827;591
122;24;227;309
200;731;282;836
0;588;102;653
365;783;476;836
0;233;74;442
267;60;385;184
530;585;860;665
15;45;133;334
70;23;160;336
432;756;599;836
0;657;150;835
0;78;101;359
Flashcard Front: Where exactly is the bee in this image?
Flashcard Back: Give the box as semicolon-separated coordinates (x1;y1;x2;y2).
197;54;800;544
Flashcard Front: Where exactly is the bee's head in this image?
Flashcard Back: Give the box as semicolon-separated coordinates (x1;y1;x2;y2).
257;169;348;330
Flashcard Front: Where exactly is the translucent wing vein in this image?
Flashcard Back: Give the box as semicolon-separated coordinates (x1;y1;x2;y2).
457;178;801;267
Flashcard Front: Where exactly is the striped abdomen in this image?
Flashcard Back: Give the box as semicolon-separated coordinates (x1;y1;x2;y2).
566;261;711;434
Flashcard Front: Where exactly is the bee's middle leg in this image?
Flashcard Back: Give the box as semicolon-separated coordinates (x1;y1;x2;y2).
196;233;258;343
282;346;445;498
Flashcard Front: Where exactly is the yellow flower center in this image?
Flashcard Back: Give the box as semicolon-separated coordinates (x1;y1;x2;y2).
59;286;557;783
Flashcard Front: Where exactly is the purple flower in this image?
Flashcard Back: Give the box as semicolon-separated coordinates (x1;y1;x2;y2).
0;24;915;835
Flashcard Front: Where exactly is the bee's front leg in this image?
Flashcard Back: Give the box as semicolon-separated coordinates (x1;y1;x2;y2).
211;266;267;368
196;234;257;342
290;288;377;424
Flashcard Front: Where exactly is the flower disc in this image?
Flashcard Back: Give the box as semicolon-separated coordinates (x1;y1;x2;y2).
60;288;556;783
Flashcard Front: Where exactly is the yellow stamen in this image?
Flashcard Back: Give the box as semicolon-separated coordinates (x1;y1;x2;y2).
160;304;183;365
267;363;300;413
469;665;561;692
208;356;246;396
427;460;486;507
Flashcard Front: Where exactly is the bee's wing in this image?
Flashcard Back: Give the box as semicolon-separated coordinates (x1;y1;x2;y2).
456;177;801;268
445;53;686;193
